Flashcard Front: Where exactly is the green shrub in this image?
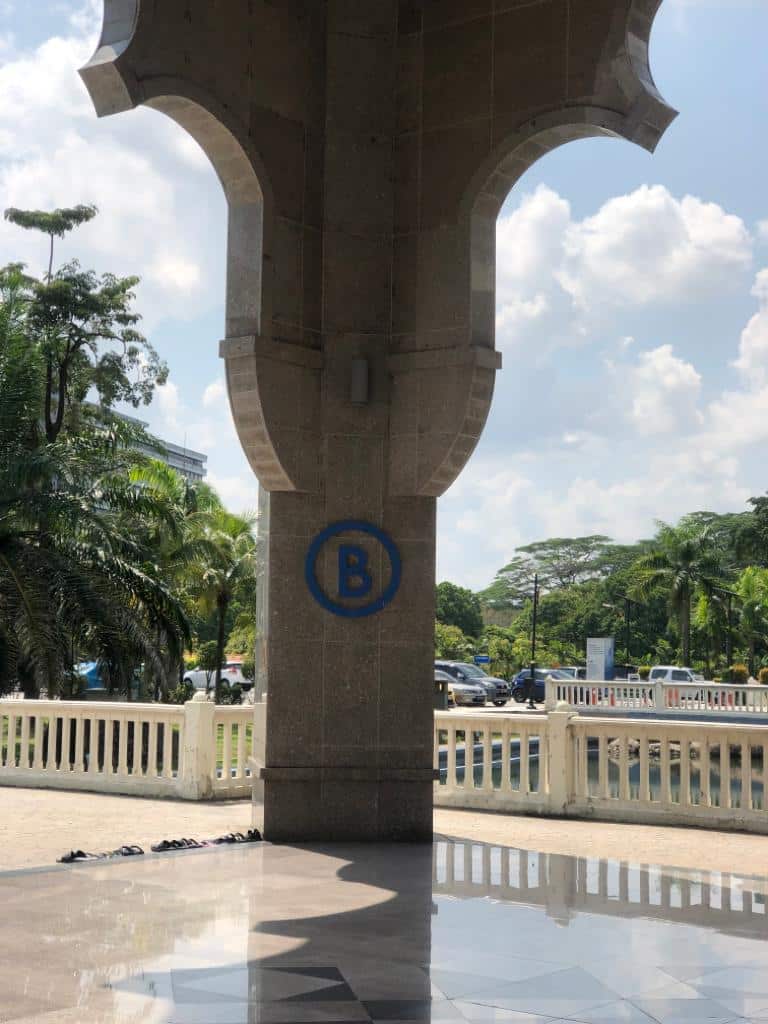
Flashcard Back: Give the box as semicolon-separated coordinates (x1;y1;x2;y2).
241;657;255;682
638;666;651;681
168;680;195;705
730;663;749;685
218;682;243;706
759;667;768;686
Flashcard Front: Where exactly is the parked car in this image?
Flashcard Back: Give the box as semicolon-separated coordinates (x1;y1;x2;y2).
184;660;251;692
436;668;486;708
434;661;510;706
558;666;587;680
510;668;573;704
648;665;702;684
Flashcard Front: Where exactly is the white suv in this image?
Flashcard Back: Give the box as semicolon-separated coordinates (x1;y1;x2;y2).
648;665;702;684
184;661;251;692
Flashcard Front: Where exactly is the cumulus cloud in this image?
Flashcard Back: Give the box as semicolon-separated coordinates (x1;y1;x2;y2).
732;269;768;388
493;184;753;361
557;186;752;310
0;7;226;328
202;378;227;409
628;344;702;436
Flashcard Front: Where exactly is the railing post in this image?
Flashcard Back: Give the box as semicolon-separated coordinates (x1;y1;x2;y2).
547;701;577;814
655;681;665;711
179;693;216;800
544;677;559;712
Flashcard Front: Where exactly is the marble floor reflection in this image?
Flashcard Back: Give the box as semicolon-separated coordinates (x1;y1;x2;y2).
1;836;767;1023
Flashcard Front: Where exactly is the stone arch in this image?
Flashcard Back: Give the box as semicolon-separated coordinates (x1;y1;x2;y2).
412;0;676;498
80;3;318;493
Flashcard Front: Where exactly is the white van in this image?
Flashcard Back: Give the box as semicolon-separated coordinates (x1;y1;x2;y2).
648;665;702;684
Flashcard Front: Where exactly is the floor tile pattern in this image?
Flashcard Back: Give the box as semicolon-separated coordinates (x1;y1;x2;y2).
1;838;767;1023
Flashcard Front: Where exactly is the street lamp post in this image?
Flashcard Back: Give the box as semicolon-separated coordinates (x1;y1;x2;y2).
528;573;539;710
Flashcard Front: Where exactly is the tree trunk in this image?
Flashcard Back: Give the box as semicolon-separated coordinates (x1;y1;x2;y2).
749;638;756;676
214;597;227;704
681;589;691;666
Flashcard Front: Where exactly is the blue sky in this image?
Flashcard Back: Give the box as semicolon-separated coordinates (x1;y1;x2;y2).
1;0;767;590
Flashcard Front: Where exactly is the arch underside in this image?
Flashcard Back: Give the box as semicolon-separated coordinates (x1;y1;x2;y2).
80;1;677;500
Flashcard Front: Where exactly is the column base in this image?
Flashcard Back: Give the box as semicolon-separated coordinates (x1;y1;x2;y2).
260;768;436;842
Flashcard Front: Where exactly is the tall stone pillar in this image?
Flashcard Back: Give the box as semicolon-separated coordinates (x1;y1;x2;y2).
82;0;674;840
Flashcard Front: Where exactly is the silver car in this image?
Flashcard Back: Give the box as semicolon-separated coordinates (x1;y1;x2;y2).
436;669;485;708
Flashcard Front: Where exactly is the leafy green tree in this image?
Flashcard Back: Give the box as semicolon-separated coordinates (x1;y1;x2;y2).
631;522;724;666
436;581;484;637
185;508;257;702
515;535;614;589
435;623;475;660
196;640;221;693
4;204;167;442
479;556;536;612
0;267;189;696
735;566;768;674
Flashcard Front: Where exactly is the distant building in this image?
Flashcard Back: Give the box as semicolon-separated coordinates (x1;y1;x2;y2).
110;408;208;483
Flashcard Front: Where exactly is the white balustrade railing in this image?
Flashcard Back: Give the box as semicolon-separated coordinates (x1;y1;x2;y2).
0;696;253;800
435;708;768;834
545;678;768;716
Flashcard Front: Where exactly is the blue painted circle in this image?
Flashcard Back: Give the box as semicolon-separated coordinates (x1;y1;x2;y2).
305;520;402;618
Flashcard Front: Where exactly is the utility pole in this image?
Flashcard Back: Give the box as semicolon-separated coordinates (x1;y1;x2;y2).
528;573;539;709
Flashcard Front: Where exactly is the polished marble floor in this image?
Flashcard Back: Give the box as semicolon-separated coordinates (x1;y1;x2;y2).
1;835;767;1023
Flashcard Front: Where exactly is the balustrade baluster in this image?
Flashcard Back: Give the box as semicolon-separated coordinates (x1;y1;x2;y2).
660;736;671;805
577;732;588;797
237;721;247;780
680;737;691;807
132;720;143;776
163;720;175;778
73;716;84;772
639;734;650;802
60;717;71;771
19;715;30;770
520;730;530;795
117;717;128;776
499;724;511;793
5;713;16;767
147;719;157;777
741;741;751;811
33;717;45;771
619;734;630;802
222;720;233;784
105;718;115;774
597;734;607;799
447;726;457;790
700;736;711;807
721;735;732;810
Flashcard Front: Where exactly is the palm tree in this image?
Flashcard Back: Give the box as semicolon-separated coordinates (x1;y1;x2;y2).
736;567;768;675
0;266;190;696
184;507;257;702
631;522;724;666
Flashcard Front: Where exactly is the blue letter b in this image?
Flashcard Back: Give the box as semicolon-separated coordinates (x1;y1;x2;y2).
338;544;373;599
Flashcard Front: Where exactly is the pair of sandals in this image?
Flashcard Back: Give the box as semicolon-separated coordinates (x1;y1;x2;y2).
151;830;262;852
58;845;144;864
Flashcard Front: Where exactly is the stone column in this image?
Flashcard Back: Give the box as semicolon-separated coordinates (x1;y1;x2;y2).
81;0;675;841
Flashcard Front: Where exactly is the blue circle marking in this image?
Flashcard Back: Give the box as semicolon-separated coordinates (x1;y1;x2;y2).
305;520;402;618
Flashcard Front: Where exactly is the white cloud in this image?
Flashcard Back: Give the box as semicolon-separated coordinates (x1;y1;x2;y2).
202;378;226;409
732;269;768;387
628;344;702;436
207;472;259;513
0;9;226;328
557;186;752;310
758;221;768;243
